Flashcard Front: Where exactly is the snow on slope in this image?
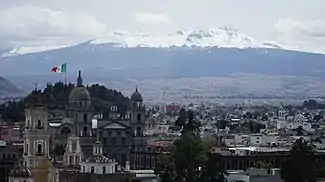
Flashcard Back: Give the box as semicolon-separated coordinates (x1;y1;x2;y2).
2;26;283;57
2;45;69;58
91;26;282;49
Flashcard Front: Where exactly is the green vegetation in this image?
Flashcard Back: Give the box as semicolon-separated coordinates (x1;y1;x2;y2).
281;138;317;182
0;82;129;121
53;144;66;158
156;109;228;182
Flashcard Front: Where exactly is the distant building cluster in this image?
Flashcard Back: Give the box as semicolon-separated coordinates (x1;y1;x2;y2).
2;72;325;182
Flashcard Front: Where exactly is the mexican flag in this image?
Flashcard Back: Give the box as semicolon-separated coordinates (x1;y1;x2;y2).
51;63;67;73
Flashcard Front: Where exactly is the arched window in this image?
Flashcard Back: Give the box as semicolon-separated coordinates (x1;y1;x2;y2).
83;126;88;136
83;114;88;124
25;143;29;154
137;126;142;137
137;113;141;121
37;144;42;154
72;144;76;152
37;120;42;128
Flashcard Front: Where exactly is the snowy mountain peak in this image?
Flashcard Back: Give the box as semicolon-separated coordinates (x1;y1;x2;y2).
2;27;283;57
90;27;268;49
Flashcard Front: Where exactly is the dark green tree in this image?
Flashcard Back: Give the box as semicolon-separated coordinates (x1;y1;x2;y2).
156;110;227;182
296;126;304;136
281;138;316;182
53;144;66;160
175;108;187;127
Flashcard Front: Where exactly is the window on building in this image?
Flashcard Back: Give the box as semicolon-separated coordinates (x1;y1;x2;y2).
91;166;95;173
83;126;88;137
117;131;121;136
111;137;117;145
137;113;141;121
26;143;29;154
37;120;42;129
37;144;42;154
83;166;85;172
121;137;126;145
102;166;106;174
72;144;76;152
137;126;142;137
83;114;88;124
103;137;107;144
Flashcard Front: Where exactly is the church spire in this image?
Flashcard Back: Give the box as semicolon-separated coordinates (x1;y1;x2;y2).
77;70;83;87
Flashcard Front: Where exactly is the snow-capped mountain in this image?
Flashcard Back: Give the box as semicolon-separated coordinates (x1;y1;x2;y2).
91;26;282;49
2;27;283;57
2;45;71;58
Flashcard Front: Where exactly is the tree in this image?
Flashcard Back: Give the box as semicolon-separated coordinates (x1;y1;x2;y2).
296;126;304;136
248;121;265;133
175;108;187;127
281;138;316;182
0;82;130;121
182;110;201;135
156;112;227;182
199;152;228;182
314;115;322;122
53;144;66;158
254;161;272;169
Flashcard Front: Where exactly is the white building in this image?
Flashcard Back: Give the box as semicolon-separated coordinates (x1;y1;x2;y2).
80;141;119;174
249;134;278;146
63;134;83;166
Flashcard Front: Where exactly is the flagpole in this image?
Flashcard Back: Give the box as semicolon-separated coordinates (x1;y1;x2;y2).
64;63;67;85
64;71;67;85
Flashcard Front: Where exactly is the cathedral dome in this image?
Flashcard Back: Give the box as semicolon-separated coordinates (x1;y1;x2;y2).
69;70;91;103
130;88;143;102
9;163;33;178
69;87;91;102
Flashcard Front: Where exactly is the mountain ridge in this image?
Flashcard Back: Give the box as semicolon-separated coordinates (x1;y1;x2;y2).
1;27;283;57
0;76;22;96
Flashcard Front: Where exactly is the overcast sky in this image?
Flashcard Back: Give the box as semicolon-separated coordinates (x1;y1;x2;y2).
0;0;325;53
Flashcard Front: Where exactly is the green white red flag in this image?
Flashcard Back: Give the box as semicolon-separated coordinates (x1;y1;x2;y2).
51;63;67;73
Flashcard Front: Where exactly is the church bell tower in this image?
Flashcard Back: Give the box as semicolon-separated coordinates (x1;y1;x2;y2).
23;91;50;169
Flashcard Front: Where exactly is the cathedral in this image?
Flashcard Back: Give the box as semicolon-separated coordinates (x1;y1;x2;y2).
8;70;153;182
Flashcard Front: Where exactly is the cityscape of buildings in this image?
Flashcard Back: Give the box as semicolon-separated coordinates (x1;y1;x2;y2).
0;71;325;182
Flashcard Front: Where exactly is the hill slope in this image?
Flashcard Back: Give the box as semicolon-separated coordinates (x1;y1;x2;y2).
0;44;324;78
0;76;22;96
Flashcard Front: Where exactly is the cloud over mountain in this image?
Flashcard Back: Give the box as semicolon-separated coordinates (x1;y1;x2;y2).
135;13;171;24
275;18;325;53
0;5;107;48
